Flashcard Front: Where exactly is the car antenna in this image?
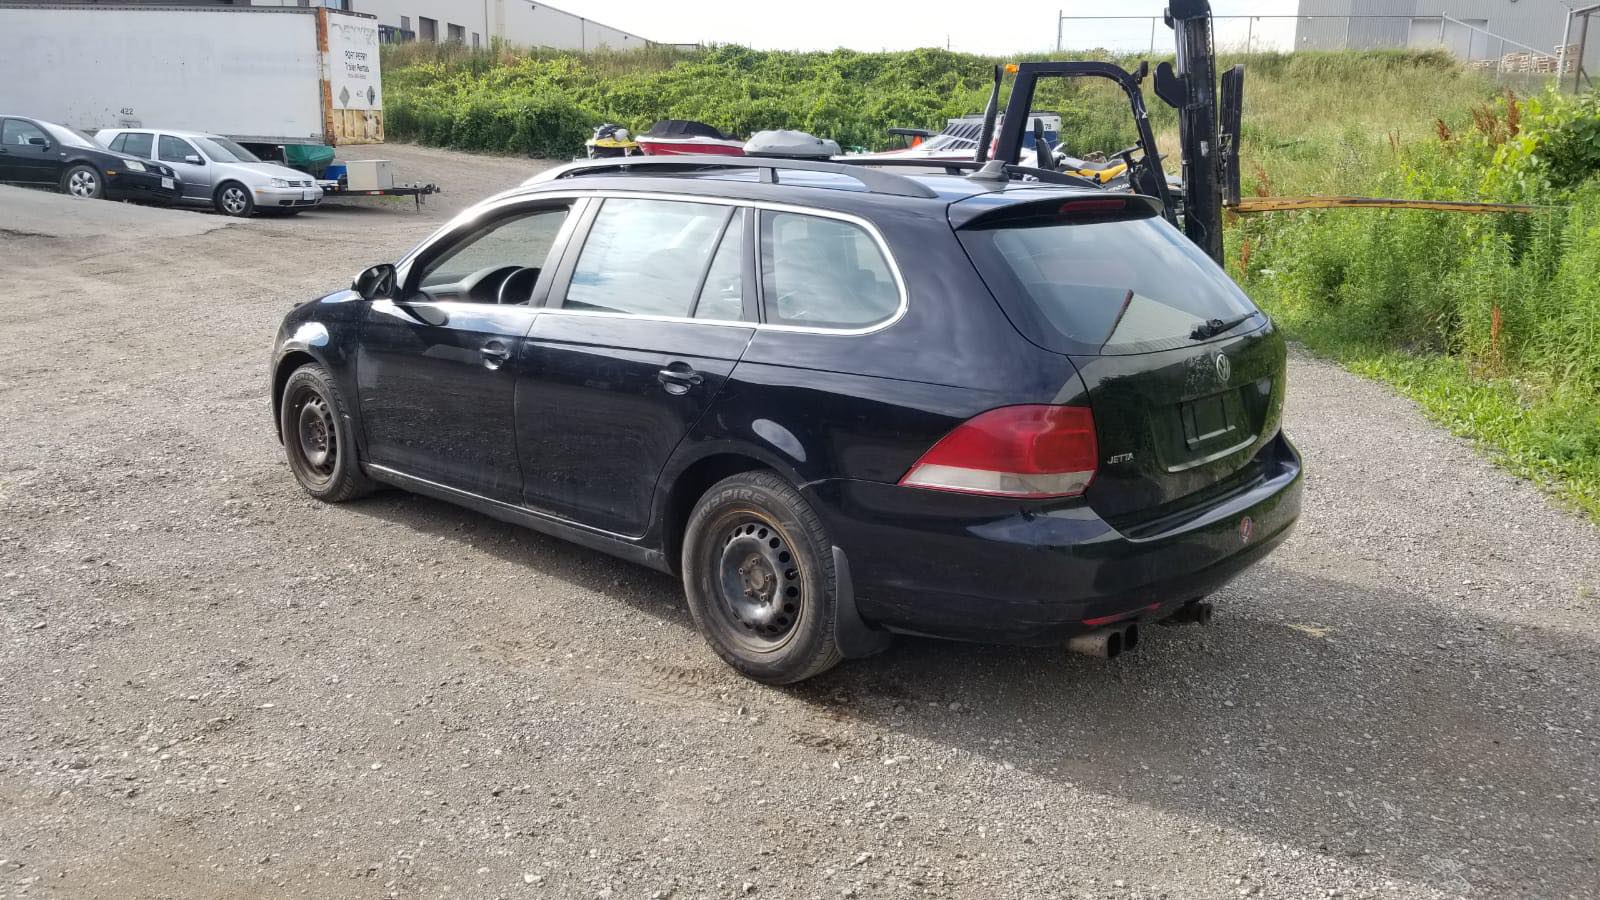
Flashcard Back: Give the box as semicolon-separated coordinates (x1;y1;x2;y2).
973;64;1002;164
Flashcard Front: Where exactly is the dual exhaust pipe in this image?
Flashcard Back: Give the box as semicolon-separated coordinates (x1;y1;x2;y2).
1067;622;1140;660
1066;601;1215;660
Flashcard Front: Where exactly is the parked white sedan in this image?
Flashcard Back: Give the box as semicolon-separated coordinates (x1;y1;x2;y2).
94;128;322;217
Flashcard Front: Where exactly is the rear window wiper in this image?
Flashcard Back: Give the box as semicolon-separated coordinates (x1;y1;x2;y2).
1190;312;1257;341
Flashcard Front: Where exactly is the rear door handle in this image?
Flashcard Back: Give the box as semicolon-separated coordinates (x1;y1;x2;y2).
657;364;704;394
481;341;511;369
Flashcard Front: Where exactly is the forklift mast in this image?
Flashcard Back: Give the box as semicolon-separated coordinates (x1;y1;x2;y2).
1154;0;1223;262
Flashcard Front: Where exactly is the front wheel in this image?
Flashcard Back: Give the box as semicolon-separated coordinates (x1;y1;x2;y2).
682;471;843;685
214;182;254;217
279;363;372;502
63;165;104;199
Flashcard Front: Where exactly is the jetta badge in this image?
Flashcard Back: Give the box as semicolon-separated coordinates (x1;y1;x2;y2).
1215;352;1232;383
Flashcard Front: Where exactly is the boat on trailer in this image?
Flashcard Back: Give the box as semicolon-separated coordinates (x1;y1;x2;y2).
635;119;747;156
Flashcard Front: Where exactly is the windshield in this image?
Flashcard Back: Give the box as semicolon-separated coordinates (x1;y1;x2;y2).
959;210;1260;355
37;121;96;150
195;136;261;163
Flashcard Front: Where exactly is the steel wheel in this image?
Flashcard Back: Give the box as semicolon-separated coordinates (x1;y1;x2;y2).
217;184;252;216
285;383;336;490
65;167;101;199
709;511;806;653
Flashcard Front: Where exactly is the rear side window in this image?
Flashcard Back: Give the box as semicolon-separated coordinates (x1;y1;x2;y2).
564;198;731;318
107;133;126;152
959;210;1259;355
122;132;154;159
760;211;899;329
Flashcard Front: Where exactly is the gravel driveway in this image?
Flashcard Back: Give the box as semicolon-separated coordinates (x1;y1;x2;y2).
1;145;1596;900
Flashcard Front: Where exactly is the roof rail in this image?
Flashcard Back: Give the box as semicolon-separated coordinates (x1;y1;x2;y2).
831;157;1103;190
529;155;940;199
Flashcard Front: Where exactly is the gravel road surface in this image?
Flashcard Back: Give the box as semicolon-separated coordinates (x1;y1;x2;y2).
1;145;1596;899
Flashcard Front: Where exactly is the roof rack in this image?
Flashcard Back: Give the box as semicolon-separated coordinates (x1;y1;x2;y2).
534;155;940;199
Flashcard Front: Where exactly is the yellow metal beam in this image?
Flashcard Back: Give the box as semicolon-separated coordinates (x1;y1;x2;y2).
1231;196;1544;214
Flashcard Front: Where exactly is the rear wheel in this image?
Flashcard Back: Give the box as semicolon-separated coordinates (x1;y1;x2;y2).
63;165;104;199
682;471;842;684
214;181;254;217
279;363;372;502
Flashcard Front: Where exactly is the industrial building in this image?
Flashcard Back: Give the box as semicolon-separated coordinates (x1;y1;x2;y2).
1294;0;1579;58
27;0;653;50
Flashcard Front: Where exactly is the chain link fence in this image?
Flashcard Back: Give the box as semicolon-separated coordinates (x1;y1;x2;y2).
1054;14;1572;87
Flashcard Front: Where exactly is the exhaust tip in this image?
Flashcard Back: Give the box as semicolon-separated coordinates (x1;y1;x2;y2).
1123;622;1140;653
1105;630;1123;659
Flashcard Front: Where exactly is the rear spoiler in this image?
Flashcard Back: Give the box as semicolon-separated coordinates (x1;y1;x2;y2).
949;192;1165;230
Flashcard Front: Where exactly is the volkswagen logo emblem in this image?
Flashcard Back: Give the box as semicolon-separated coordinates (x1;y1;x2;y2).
1238;515;1255;543
1215;352;1232;383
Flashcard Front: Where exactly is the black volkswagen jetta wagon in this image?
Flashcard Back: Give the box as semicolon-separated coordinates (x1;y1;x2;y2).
270;156;1302;684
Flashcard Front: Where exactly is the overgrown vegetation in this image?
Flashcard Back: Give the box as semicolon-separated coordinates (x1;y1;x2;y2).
383;43;1599;518
1236;89;1600;517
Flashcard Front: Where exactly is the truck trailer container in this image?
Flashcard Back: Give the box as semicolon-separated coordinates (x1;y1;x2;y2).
0;4;384;158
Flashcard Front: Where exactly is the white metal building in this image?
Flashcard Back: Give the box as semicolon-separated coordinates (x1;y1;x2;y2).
250;0;652;49
1294;0;1579;58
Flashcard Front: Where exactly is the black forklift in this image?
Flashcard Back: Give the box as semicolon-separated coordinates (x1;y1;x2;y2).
991;0;1243;265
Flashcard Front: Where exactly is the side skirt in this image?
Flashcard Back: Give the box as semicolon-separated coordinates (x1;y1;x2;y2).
366;464;671;573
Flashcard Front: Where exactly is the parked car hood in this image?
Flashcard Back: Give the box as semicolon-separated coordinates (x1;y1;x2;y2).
233;162;318;182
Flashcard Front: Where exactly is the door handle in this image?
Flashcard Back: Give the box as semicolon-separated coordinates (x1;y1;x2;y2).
657;364;704;394
480;341;511;369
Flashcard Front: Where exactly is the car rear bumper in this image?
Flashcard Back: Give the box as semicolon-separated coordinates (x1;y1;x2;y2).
805;432;1303;646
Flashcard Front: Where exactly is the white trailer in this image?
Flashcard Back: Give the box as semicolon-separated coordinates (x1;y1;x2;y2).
0;4;384;147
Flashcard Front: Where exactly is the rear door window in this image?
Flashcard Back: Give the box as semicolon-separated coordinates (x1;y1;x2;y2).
563;198;732;318
759;211;900;329
958;208;1260;355
122;132;154;159
693;209;746;321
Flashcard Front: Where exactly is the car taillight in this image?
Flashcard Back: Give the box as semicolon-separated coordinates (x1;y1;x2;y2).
899;405;1098;499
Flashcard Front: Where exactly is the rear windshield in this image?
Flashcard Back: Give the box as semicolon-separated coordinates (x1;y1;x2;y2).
959;211;1261;355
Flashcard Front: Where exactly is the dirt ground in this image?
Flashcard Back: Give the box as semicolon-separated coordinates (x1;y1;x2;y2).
1;144;1597;900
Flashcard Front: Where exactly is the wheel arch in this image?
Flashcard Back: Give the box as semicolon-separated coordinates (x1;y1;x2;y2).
657;449;794;575
271;350;321;443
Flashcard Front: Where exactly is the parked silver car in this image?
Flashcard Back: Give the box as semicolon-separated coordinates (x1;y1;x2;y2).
93;128;323;217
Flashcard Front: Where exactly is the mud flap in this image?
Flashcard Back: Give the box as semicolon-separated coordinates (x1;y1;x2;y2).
832;546;892;659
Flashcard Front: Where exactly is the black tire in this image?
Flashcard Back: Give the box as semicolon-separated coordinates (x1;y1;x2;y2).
214;181;255;217
681;471;843;684
279;363;373;502
62;164;104;199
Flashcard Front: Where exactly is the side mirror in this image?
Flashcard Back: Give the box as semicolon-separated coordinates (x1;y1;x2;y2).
184;154;203;165
352;263;397;300
27;136;48;147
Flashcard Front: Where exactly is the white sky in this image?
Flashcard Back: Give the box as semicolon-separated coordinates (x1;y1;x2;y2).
549;1;1301;55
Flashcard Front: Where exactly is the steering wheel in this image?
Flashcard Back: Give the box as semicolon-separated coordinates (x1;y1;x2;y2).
1114;142;1145;168
458;265;523;304
497;267;540;306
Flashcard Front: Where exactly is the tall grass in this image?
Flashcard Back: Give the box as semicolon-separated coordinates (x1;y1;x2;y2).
1236;90;1600;517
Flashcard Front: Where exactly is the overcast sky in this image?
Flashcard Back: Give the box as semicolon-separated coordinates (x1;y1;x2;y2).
548;1;1300;55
